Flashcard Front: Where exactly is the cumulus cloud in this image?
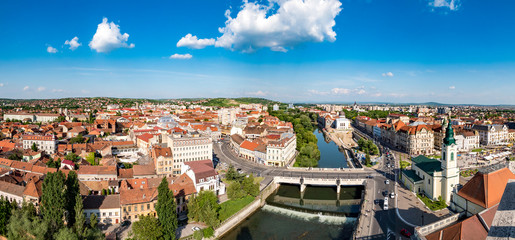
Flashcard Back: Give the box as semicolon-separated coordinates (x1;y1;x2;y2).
331;88;351;94
89;18;135;53
37;87;46;92
382;72;394;77
0;83;4;87
23;86;29;91
180;0;342;52
169;53;193;59
247;90;267;96
47;46;58;53
65;37;82;50
430;0;459;11
449;86;456;90
176;34;215;49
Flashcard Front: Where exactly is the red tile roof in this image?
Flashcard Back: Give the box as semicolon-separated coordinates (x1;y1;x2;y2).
184;160;217;184
457;168;515;208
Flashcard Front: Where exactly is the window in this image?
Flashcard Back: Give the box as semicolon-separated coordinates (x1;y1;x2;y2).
451;153;454;161
147;204;150;210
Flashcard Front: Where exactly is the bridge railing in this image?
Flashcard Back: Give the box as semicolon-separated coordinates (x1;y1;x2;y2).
286;166;365;171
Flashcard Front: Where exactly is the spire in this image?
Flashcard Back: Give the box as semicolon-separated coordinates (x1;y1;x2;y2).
443;120;455;146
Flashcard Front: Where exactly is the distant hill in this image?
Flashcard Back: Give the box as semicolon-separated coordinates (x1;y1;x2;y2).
200;97;280;107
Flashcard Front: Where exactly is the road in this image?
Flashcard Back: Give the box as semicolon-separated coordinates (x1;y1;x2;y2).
213;138;415;239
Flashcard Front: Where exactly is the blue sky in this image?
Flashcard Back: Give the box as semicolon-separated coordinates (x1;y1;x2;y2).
0;0;514;104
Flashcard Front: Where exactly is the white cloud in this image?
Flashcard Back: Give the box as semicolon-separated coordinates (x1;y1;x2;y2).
89;18;135;53
81;89;90;94
308;89;329;95
430;0;459;11
357;89;366;95
37;87;46;92
169;53;193;59
52;89;65;93
177;34;215;49
382;72;394;77
247;90;267;96
183;0;342;52
331;88;351;95
47;46;58;53
0;83;4;87
65;36;81;50
23;86;29;91
449;86;456;90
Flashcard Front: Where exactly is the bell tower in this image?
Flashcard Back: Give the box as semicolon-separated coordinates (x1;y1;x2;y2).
441;121;459;204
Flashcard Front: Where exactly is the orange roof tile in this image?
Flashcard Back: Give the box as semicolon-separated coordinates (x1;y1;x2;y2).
457;168;515;208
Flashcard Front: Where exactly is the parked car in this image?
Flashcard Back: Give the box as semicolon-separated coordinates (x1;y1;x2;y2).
192;226;201;231
390;192;395;199
383;197;389;210
385;180;390;184
121;220;131;227
400;229;412;237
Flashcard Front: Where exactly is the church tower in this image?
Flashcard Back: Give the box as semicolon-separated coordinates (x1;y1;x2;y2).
441;121;459;204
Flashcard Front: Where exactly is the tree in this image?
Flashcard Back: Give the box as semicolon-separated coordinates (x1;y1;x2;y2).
365;153;371;166
187;191;220;228
65;171;80;226
31;142;38;152
242;175;259;197
65;153;81;163
74;194;86;238
131;215;163;240
86;152;96;165
156;177;178;240
69;134;85;144
226;165;237;181
41;171;66;236
227;181;245;200
89;213;98;229
7;202;48;240
0;197;15;235
55;227;79;240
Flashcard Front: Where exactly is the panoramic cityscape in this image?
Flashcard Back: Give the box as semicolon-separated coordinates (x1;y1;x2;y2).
1;0;515;240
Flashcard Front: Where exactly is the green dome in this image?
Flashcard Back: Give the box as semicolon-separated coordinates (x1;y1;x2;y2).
443;121;455;146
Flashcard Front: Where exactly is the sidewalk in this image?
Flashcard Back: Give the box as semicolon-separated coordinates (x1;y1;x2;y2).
396;185;452;226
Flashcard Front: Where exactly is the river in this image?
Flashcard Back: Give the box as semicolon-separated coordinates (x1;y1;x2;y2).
220;184;362;240
314;129;348;168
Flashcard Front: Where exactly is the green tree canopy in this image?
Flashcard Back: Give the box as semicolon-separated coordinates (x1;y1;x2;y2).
130;215;163;240
156;177;178;240
187;191;220;228
41;171;66;236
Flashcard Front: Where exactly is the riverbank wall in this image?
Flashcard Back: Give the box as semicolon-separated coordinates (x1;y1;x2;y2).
214;180;279;238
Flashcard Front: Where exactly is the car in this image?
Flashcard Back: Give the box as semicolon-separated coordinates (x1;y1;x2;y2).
385;180;390;184
192;226;201;231
383;197;389;210
400;229;412;237
383;190;389;196
390;192;395;199
366;175;373;179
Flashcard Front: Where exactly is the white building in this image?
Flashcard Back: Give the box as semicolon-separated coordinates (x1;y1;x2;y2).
182;160;225;195
0;182;24;207
454;131;480;152
83;195;122;225
472;125;509;146
266;133;297;167
217;108;238;126
167;136;213;167
22;135;57;154
334;116;351;130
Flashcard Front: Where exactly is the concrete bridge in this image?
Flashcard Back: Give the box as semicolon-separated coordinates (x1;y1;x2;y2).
273;176;366;194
